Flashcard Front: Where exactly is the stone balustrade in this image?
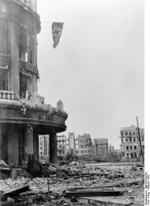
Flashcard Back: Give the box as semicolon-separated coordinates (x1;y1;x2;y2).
0;90;17;100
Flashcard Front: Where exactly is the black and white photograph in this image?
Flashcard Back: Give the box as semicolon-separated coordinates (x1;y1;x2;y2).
0;0;146;205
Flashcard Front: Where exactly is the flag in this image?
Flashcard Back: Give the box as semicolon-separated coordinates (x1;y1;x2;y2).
52;22;64;48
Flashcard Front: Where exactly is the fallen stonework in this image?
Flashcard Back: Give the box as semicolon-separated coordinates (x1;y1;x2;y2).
0;162;144;206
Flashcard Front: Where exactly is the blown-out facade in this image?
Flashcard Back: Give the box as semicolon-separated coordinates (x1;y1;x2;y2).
0;0;67;165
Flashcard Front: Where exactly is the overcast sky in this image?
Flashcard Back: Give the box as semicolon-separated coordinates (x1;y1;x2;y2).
37;0;144;149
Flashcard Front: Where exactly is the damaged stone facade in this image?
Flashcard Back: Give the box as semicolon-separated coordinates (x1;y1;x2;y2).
76;134;93;159
120;125;144;161
0;0;67;166
93;138;108;161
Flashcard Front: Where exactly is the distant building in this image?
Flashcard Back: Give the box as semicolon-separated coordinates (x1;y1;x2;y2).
115;149;122;161
39;135;49;163
57;132;76;159
66;133;76;156
57;135;66;158
107;145;121;162
120;125;144;161
93;138;108;161
76;134;93;159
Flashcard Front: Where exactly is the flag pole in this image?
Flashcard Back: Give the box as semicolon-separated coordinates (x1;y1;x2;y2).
136;116;144;163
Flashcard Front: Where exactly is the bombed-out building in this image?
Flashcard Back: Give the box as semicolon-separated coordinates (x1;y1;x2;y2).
0;0;67;166
120;125;144;161
76;134;93;159
93;138;108;161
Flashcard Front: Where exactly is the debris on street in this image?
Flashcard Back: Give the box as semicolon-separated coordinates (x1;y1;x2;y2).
0;162;144;206
1;185;30;200
0;161;11;179
64;188;127;198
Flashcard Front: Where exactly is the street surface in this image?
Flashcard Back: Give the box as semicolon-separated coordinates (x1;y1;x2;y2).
0;161;144;206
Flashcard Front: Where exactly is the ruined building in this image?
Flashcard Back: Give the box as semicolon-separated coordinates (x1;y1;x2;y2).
0;0;67;165
93;138;108;162
39;135;49;163
57;133;77;159
57;135;66;158
76;134;93;159
120;125;144;161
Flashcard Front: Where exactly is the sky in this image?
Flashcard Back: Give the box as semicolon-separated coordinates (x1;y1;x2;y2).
37;0;144;149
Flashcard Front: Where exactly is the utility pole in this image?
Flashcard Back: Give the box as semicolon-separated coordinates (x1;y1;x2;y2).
136;116;144;163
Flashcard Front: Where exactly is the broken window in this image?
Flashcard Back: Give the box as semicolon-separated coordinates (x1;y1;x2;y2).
19;27;34;64
127;153;129;158
19;27;27;61
0;69;8;90
20;74;31;99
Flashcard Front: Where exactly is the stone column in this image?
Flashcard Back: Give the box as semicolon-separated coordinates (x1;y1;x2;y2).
8;125;19;166
0;124;3;161
49;130;58;164
24;125;34;160
0;124;8;163
18;126;25;165
10;21;19;95
33;127;39;160
32;36;38;94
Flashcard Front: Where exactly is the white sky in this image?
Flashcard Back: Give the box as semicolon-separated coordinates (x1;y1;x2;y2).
37;0;144;149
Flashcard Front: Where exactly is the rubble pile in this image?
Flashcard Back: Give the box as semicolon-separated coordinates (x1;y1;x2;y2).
0;161;11;179
0;162;144;206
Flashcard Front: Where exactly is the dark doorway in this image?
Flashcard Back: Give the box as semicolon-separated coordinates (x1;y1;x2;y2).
20;74;31;99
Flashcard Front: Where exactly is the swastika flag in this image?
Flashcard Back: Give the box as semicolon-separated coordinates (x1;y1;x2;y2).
52;22;64;48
